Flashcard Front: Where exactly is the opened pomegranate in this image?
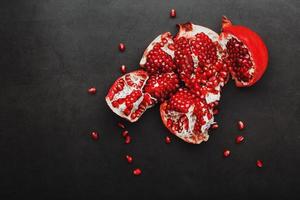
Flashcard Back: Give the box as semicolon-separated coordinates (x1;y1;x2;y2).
140;32;176;74
160;88;214;144
174;22;229;105
219;16;268;87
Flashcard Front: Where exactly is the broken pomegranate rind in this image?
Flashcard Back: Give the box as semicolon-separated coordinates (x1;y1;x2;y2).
105;70;156;122
140;32;176;74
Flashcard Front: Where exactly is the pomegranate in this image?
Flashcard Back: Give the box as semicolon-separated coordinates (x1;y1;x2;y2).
174;22;229;105
219;16;268;87
140;32;176;74
160;88;214;144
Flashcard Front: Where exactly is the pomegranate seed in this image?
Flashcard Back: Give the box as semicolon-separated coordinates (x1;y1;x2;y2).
122;130;128;137
88;87;96;94
223;149;230;157
125;135;131;144
90;131;99;140
213;109;219;115
117;122;125;129
119;43;125;52
120;65;126;74
170;9;176;18
125;155;133;163
237;120;245;130
133;168;142;176
211;123;219;129
165;136;171;144
235;135;244;144
256;160;263;168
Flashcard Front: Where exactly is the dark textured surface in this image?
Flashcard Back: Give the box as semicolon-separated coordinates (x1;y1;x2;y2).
0;0;300;199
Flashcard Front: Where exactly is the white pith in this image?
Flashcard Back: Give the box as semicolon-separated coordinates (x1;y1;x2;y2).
140;32;175;66
219;33;255;85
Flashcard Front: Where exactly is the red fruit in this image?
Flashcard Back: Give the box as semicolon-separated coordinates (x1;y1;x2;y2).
133;168;142;176
237;120;245;130
125;135;131;144
144;72;180;102
256;160;263;168
165;136;171;144
88;87;97;94
122;130;128;137
140;32;176;74
105;70;156;122
220;16;268;87
119;43;125;52
117;122;125;129
223;149;230;157
160;88;215;144
90;131;99;140
174;22;229;105
120;65;126;74
170;9;176;18
125;155;133;163
235;135;244;144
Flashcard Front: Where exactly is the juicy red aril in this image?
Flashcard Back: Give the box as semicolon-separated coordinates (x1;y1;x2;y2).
165;136;171;144
213;109;219;115
133;168;142;176
226;38;253;82
170;9;176;18
235;135;244;144
237;120;245;130
90;131;99;140
117;122;125;129
88;87;96;94
256;160;263;168
122;130;128;137
118;43;125;52
223;149;230;157
125;135;131;144
120;65;126;74
211;123;219;129
125;155;133;163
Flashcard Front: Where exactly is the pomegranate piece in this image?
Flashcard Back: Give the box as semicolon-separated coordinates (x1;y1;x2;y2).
160;88;215;144
120;65;126;74
105;70;156;122
118;43;125;52
90;131;99;140
256;160;263;168
144;72;180;102
170;9;176;18
88;87;97;94
125;155;133;163
237;120;245;130
223;149;230;157
235;135;244;144
174;22;229;105
133;168;142;176
140;32;176;74
165;136;171;144
219;16;268;87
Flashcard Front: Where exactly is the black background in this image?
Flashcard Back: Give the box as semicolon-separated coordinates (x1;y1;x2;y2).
1;0;300;199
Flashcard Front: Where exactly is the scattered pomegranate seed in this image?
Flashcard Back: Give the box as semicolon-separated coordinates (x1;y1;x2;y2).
256;160;263;168
117;122;125;129
170;9;176;18
211;123;219;129
120;65;126;74
213;109;219;115
88;87;96;94
125;155;133;163
237;120;245;130
125;135;131;144
133;168;142;176
235;135;244;144
165;136;171;144
122;130;128;137
223;149;231;157
119;43;125;52
90;131;99;140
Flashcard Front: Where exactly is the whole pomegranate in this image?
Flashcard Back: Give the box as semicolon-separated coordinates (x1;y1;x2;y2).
106;17;268;144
